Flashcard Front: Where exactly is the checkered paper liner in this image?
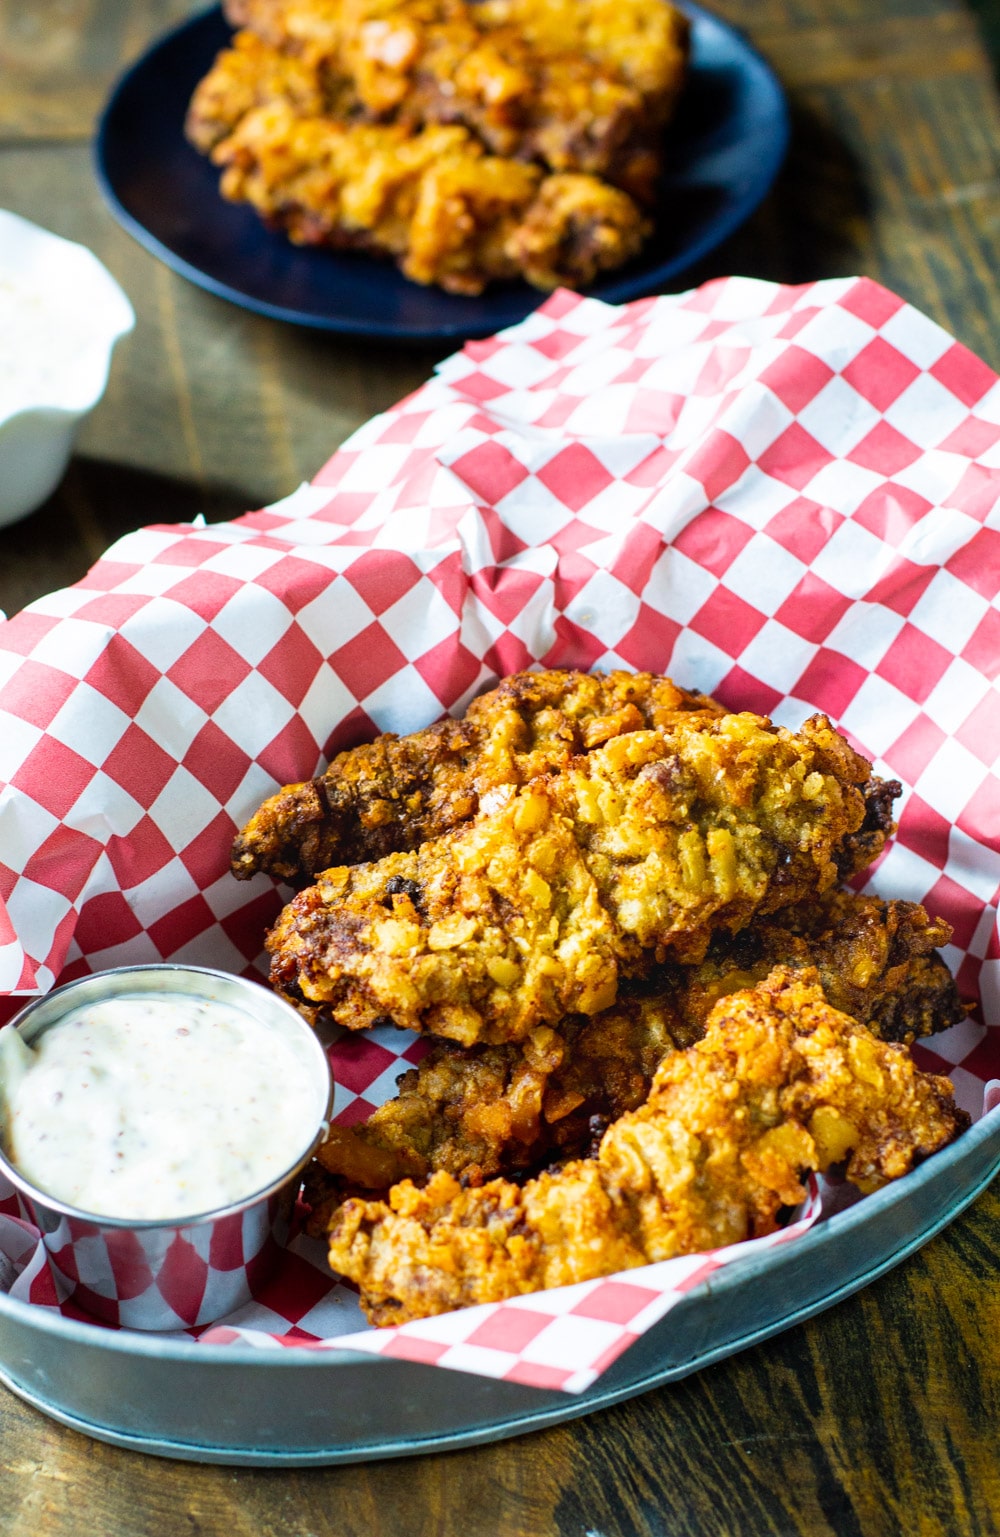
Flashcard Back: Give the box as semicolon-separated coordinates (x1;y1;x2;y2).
0;1173;827;1391
2;274;1000;1392
0;1195;286;1331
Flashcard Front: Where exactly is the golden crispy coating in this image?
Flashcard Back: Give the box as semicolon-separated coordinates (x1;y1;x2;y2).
186;29;335;152
267;712;895;1045
682;889;964;1046
304;890;963;1220
477;0;691;116
325;969;968;1323
554;715;888;952
189;0;686;288
204;102;647;294
219;0;688;199
225;0;689;111
403;151;646;291
305;985;694;1227
270;785;623;1044
233;669;724;884
505;174;651;288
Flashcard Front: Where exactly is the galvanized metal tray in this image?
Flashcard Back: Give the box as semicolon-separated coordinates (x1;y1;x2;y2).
1;1107;997;1465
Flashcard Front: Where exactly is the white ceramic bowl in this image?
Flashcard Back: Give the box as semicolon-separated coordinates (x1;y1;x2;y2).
0;210;134;528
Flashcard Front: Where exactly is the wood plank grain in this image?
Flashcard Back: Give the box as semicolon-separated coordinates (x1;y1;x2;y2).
756;14;983;87
0;1;198;141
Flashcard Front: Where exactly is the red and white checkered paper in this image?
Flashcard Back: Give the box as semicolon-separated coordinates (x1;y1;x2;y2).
2;275;1000;1393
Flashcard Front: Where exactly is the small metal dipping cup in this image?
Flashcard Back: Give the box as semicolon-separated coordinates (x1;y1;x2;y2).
0;965;333;1332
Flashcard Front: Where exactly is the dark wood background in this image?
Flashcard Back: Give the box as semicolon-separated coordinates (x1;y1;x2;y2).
1;2;999;1532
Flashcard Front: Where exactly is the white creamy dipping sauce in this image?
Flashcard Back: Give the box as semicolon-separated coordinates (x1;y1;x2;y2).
0;993;322;1221
0;275;108;419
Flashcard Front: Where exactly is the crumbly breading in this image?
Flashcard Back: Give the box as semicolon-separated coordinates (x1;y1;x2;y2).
269;786;624;1044
304;986;694;1226
477;0;691;115
681;889;965;1046
267;712;896;1045
232;669;724;884
224;0;690;111
553;714;890;952
189;0;686;288
504;174;651;288
218;0;688;198
186;29;336;151
324;969;968;1323
205;103;648;293
303;890;963;1222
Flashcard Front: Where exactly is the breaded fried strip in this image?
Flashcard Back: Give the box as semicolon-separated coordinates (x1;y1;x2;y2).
224;0;690;118
682;889;964;1046
558;715;892;947
186;29;336;151
304;986;695;1224
270;787;624;1044
304;891;963;1219
218;0;688;198
268;713;896;1044
205;103;648;293
325;969;968;1323
232;670;725;883
478;0;691;115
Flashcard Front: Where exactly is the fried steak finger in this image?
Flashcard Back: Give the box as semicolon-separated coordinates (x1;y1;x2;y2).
681;889;965;1046
304;986;693;1226
325;968;968;1323
268;712;897;1044
232;669;724;883
216;0;689;199
479;0;691;117
270;786;623;1044
304;890;963;1220
186;29;337;151
204;104;649;295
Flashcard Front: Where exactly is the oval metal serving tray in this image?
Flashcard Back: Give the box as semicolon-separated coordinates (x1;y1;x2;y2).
1;1107;997;1465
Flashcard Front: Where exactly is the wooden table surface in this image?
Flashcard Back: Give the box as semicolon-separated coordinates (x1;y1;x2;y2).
2;1;1000;1531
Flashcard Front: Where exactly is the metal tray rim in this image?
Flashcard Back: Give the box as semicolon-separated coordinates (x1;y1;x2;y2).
2;1101;998;1370
3;1128;998;1465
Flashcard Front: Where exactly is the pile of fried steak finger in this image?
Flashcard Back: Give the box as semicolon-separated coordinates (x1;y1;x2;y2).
233;669;970;1324
185;0;690;293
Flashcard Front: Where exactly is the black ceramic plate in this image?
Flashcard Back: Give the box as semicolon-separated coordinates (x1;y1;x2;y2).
95;3;789;343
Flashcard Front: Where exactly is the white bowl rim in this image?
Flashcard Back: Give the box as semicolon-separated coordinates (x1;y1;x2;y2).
0;209;135;428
